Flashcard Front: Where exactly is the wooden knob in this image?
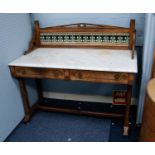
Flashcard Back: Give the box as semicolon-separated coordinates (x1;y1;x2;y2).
78;72;82;79
21;70;26;74
114;73;121;80
54;70;60;77
64;70;70;80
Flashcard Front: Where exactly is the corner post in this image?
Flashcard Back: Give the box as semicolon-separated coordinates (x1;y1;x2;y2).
34;20;41;47
123;85;132;136
35;79;43;102
130;19;135;59
18;78;31;123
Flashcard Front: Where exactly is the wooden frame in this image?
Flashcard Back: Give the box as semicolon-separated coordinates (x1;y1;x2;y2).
9;20;137;136
27;20;136;58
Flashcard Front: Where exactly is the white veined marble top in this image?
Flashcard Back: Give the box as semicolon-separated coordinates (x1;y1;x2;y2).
9;48;138;73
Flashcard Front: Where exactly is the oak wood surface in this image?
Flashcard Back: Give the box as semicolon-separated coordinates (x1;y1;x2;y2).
40;28;130;33
35;79;43;101
140;93;155;141
41;22;129;29
18;78;31;122
34;21;41;46
39;45;130;49
10;66;135;85
27;20;136;59
123;85;132;135
37;104;124;118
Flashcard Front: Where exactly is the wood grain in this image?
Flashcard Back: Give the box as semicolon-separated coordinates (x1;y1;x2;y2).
37;104;124;118
35;79;43;101
25;20;136;58
34;21;41;46
10;66;134;85
123;85;132;136
140;93;155;141
40;28;130;33
40;45;130;50
18;78;31;123
129;20;135;58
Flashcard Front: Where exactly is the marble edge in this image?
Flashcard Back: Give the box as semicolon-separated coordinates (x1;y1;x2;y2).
8;48;138;73
8;63;138;73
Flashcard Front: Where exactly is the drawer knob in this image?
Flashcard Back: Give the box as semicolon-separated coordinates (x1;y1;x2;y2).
114;73;121;80
54;70;60;77
78;72;82;78
65;70;70;79
21;70;26;74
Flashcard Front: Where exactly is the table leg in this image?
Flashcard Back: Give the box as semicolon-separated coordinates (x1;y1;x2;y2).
35;79;43;102
123;85;132;136
18;78;31;123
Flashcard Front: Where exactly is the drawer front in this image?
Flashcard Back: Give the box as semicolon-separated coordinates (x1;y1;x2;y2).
13;67;65;80
10;67;134;84
70;70;130;84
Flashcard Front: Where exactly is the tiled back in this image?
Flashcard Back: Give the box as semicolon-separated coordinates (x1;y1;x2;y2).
40;32;130;47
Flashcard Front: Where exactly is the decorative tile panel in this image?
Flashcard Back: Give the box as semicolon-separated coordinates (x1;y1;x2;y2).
40;32;130;46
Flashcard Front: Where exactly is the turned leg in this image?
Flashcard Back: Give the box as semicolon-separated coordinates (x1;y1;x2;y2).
35;79;43;102
123;85;132;136
18;78;31;123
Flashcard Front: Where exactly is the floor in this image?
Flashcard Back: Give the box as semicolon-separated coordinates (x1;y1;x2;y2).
6;111;111;142
109;118;139;142
6;99;140;142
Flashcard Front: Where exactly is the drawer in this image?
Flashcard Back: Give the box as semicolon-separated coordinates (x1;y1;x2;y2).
13;67;65;80
70;70;130;84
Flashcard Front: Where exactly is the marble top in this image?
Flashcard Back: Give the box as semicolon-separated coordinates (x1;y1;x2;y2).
9;48;138;73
